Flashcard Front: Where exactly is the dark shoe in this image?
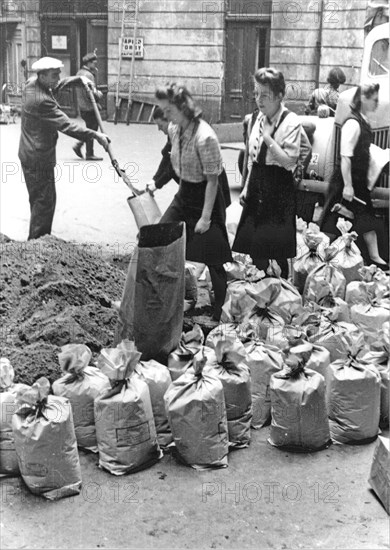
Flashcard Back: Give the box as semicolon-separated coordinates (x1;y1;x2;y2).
86;155;103;161
369;259;390;271
73;144;84;159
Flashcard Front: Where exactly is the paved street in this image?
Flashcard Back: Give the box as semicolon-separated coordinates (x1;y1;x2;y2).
0;119;241;251
1;119;389;550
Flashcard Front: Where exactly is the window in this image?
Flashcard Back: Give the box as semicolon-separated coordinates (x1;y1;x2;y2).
369;38;389;76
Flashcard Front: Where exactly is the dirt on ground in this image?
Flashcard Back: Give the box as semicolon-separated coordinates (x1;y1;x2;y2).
0;233;214;386
0;234;128;385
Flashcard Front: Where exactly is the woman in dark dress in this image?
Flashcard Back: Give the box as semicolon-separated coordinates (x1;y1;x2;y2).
155;83;232;321
233;68;302;278
320;82;388;270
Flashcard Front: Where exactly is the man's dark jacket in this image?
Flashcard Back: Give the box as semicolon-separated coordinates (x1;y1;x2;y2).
18;76;95;167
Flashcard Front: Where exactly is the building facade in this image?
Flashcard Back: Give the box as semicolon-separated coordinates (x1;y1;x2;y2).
0;0;370;121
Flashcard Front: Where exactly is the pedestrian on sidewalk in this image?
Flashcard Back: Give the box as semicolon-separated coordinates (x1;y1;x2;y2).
18;57;110;240
73;52;104;161
305;67;346;118
155;83;232;321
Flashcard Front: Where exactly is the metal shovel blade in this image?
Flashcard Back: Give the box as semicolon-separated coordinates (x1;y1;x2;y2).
127;193;162;229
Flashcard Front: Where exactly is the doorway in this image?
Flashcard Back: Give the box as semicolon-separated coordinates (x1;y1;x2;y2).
224;21;270;121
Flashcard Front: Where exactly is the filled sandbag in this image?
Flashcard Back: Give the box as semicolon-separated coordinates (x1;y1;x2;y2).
244;340;284;429
221;280;258;324
12;377;81;500
0;358;29;476
52;344;110;452
262;261;302;323
307;308;360;363
167;324;204;381
361;323;390;428
164;354;229;469
327;333;381;445
350;286;390;345
135;359;173;448
345;266;390;306
293;224;330;293
331;219;364;284
204;339;252;448
95;341;162;475
303;245;347;304
284;338;331;386
368;437;390;515
269;343;331;452
245;279;286;347
205;323;244;350
116;222;186;362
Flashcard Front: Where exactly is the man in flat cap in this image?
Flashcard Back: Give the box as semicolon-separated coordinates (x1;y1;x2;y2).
18;56;110;240
73;52;104;161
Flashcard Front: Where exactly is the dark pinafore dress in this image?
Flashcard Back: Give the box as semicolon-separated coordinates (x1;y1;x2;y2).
233;114;297;263
159;122;232;266
321;111;376;236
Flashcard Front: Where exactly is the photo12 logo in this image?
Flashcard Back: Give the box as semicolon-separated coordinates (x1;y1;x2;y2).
201;480;339;503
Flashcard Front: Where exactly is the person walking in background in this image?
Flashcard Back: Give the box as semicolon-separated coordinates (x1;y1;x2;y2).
305;67;346;117
320;82;388;270
18;57;110;240
233;67;302;279
155;83;232;321
73;52;104;161
146;107;179;194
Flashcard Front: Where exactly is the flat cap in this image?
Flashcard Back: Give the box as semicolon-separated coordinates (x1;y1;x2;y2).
31;57;64;72
82;52;97;64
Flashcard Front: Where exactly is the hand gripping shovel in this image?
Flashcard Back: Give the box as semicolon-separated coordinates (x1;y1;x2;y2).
82;79;162;228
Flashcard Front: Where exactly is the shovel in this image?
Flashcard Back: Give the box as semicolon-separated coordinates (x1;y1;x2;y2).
331;196;367;220
82;79;162;228
56;76;162;228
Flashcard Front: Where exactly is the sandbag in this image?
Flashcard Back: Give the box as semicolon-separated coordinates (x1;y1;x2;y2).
12;377;81;500
245;279;286;347
327;334;381;445
167;324;204;381
164;354;229;469
116;222;186;362
303;245;347;304
331;219;364;284
293;225;330;293
361;323;390;428
221;280;258;324
350;286;390;344
307;308;359;363
260;261;302;323
368;437;390;515
203;339;252;448
95;341;162;475
244;340;283;429
52;344;110;452
346;266;390;306
269;343;331;452
0;358;29;476
184;262;198;303
284;338;331;386
135;359;173;448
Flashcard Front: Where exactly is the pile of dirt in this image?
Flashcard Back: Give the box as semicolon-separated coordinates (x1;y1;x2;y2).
0;235;127;385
